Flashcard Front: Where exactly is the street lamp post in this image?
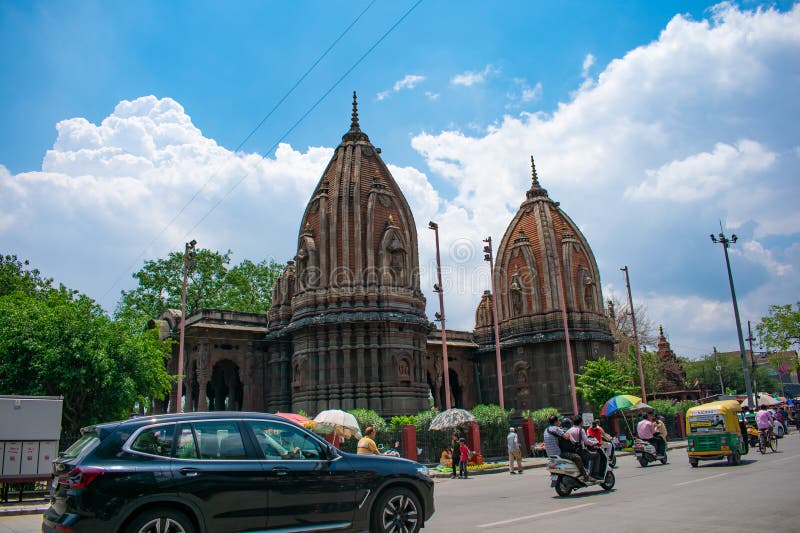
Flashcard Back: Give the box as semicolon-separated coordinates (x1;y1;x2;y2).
483;236;504;408
175;239;197;413
428;222;452;410
710;230;753;408
621;266;647;403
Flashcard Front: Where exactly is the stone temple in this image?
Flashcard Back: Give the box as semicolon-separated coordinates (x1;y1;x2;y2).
154;93;614;416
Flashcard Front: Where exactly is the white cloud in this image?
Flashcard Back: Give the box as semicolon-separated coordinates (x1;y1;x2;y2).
425;91;440;100
376;74;426;101
410;3;800;355
451;64;499;86
0;96;331;304
625;140;777;202
736;240;792;276
582;53;596;76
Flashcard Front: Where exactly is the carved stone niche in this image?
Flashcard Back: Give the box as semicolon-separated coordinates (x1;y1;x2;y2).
292;356;307;389
513;360;530;387
396;354;413;382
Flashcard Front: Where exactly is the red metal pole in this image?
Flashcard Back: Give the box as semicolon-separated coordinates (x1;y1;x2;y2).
552;244;578;416
430;222;452;410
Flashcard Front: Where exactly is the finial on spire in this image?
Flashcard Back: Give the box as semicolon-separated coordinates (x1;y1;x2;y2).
659;325;664;337
351;91;360;131
530;155;540;188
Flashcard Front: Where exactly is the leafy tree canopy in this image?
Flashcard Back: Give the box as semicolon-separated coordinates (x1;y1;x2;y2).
681;352;779;395
470;404;513;428
757;301;800;352
0;256;173;434
115;248;284;327
614;344;662;397
575;358;637;410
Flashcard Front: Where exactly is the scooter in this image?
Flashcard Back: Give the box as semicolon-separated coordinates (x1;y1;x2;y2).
633;439;667;467
587;436;616;468
547;447;615;497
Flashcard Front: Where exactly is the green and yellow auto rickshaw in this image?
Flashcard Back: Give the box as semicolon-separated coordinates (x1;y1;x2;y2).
686;400;748;467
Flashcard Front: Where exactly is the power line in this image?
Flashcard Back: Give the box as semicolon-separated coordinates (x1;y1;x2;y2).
98;0;380;305
185;0;425;237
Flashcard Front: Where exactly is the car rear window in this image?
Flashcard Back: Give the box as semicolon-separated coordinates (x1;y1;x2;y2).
61;432;100;460
130;425;175;457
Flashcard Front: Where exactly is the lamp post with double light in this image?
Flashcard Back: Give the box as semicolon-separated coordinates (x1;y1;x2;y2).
710;230;753;408
483;236;505;408
428;221;452;410
175;239;197;413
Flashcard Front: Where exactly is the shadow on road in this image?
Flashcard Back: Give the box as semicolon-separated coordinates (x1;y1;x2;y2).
550;488;615;500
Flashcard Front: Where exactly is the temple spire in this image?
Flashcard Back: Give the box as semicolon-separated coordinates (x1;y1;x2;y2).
350;91;360;131
530;155;540;188
342;90;369;143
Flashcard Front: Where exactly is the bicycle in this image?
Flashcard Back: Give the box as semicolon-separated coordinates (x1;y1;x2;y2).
758;428;778;454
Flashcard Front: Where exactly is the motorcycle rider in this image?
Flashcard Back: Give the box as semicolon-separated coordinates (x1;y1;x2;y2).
588;420;613;463
544;415;594;482
637;412;666;458
566;415;601;478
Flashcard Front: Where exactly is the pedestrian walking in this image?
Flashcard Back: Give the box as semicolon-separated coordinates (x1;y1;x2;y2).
450;430;460;479
507;427;523;474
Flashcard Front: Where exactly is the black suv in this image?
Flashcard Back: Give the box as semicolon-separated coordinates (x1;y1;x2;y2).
43;412;434;533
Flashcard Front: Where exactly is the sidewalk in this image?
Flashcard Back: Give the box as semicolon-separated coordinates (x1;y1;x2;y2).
430;440;688;478
0;499;48;517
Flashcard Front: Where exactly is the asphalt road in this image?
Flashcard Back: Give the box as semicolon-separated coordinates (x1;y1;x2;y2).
2;436;799;533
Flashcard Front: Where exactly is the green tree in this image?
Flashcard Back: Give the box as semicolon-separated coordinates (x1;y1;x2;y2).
115;249;283;327
575;358;636;409
682;352;779;394
0;258;172;434
469;404;513;428
614;344;662;397
756;301;800;351
348;409;387;433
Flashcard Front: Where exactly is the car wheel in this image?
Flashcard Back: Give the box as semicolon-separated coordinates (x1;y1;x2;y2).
600;471;615;490
554;476;572;497
124;508;195;533
371;487;422;533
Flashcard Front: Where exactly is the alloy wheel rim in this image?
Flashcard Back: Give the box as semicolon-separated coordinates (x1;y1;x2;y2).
382;494;419;533
137;518;187;533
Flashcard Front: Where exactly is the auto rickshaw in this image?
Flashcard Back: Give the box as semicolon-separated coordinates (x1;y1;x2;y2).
686;400;748;467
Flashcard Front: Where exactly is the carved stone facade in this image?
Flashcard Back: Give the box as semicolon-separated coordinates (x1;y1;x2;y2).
156;97;616;417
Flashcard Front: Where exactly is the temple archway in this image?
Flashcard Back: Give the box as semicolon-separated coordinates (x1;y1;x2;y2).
207;359;243;411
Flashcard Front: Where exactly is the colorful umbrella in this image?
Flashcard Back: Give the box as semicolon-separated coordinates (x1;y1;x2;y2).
600;395;642;417
274;412;316;429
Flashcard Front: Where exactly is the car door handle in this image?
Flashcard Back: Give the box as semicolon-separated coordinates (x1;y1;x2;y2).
179;468;200;477
271;467;289;476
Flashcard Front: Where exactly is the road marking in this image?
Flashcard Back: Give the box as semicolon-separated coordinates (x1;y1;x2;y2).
476;503;596;528
673;473;728;486
770;454;800;464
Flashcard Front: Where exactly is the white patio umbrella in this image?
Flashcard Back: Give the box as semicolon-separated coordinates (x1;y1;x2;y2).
741;392;780;408
313;409;362;439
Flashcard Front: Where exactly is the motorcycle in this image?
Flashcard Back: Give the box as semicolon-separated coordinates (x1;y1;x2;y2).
547;447;615;497
633;438;667;467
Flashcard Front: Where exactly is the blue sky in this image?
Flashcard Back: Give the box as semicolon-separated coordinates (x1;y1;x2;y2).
2;0;799;358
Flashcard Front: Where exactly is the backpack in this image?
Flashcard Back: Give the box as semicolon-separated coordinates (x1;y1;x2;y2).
548;427;578;454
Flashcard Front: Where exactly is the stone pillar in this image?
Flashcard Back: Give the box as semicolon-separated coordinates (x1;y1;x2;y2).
676;412;686;439
401;425;417;462
522;419;535;455
467;421;481;456
196;343;210;412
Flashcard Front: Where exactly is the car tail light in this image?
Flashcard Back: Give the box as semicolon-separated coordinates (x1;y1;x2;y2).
59;466;104;489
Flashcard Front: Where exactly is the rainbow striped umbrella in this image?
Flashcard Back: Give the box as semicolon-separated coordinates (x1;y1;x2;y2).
600;394;642;417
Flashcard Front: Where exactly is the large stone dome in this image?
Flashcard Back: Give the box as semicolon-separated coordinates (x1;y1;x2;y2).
474;157;613;413
267;92;430;417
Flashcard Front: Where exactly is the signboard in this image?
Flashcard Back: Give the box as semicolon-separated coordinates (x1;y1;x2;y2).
38;441;57;476
688;414;726;434
20;442;40;476
582;412;594;427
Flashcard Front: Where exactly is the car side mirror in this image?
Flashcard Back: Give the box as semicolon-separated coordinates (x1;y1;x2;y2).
325;444;339;460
